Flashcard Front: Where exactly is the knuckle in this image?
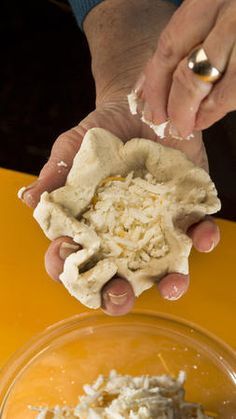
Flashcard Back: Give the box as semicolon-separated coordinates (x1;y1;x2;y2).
209;87;227;110
54;132;69;146
157;29;176;65
173;63;195;98
40;130;81;178
214;90;226;108
53;129;81;157
173;60;211;97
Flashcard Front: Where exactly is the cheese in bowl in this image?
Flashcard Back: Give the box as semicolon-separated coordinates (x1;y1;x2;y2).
1;313;236;417
31;370;214;418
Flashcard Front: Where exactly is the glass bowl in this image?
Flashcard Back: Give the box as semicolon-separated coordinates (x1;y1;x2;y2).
0;311;235;418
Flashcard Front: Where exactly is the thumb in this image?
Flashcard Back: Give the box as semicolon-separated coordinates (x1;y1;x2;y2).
21;125;87;208
20;101;138;208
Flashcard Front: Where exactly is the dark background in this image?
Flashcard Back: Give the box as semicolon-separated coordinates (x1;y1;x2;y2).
1;0;236;220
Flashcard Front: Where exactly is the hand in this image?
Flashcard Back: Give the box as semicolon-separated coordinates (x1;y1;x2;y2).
137;0;236;138
22;98;220;316
21;0;220;316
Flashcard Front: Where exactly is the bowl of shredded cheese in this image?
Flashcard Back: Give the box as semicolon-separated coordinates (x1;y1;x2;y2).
0;311;235;418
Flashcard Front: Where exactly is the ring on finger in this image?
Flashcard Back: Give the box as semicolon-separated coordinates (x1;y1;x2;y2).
187;46;223;83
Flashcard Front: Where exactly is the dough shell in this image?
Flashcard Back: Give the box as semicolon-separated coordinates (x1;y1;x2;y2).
34;128;221;308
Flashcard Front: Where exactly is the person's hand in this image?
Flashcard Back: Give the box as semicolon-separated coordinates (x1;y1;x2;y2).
21;98;220;315
20;0;220;316
136;0;236;138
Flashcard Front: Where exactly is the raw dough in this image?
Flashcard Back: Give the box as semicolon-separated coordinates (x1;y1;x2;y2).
34;128;220;308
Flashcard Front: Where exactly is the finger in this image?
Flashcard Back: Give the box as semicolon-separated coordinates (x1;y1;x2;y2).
45;236;80;281
21;100;144;209
157;273;190;301
199;0;236;72
188;217;220;253
196;47;236;130
167;57;212;137
102;277;135;316
22;125;86;208
46;237;135;315
169;1;236;136
141;0;222;124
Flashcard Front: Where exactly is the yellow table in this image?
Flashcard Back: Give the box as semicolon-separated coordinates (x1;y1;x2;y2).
0;168;235;369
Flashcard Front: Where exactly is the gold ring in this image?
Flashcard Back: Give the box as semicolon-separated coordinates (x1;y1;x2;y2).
187;46;222;83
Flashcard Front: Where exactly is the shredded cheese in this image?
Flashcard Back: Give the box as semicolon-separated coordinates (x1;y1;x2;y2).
32;371;215;418
82;172;170;271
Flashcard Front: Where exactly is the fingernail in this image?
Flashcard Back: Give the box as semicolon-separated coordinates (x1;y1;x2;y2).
169;123;194;141
107;291;128;306
59;242;80;260
17;181;38;201
163;284;185;301
17;186;27;200
169;123;186;141
24;190;38;207
134;74;146;94
200;241;215;253
164;293;183;301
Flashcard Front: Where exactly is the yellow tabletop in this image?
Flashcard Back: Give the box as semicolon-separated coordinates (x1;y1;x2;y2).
0;168;235;369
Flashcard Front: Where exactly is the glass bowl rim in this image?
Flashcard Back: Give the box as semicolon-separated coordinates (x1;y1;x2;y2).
0;309;235;410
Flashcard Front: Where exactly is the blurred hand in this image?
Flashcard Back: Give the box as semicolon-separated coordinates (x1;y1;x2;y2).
136;0;236;138
21;98;220;316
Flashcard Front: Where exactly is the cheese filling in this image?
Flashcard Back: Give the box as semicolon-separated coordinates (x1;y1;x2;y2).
81;172;170;271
